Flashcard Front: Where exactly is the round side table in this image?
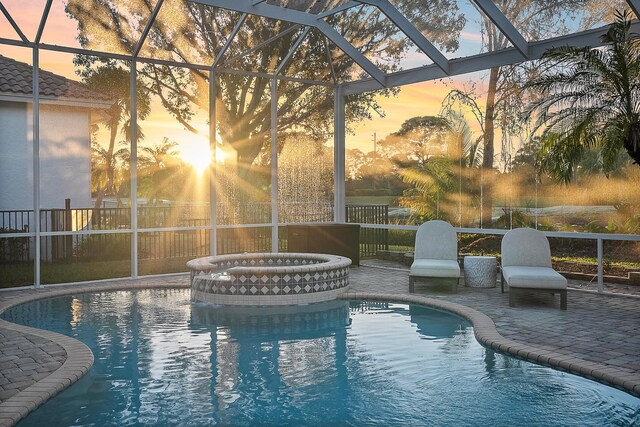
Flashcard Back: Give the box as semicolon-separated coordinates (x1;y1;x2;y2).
464;256;497;288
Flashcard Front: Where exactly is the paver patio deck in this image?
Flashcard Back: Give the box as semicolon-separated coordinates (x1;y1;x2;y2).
0;262;639;425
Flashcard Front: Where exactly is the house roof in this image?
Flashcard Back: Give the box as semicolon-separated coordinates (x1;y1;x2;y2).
0;55;112;103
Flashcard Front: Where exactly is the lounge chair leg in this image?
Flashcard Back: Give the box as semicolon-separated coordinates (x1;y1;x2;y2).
560;290;567;310
409;276;414;293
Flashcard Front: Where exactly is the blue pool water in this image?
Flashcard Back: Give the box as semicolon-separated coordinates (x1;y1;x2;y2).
3;289;639;426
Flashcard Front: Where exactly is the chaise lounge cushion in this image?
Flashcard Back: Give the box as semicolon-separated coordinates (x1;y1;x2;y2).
411;259;460;278
502;266;567;290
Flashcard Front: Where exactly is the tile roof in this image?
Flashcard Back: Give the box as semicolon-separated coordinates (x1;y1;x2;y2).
0;55;112;103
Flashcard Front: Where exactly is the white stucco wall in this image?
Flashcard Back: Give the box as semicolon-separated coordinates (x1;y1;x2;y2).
0;100;91;212
39;104;91;209
0;100;32;211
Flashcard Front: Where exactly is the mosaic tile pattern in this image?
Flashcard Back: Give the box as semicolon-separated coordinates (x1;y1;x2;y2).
188;253;351;305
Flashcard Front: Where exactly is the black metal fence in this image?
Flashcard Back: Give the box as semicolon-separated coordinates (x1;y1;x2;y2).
0;210;32;233
1;203;389;264
0;208;33;264
280;202;334;223
346;204;389;256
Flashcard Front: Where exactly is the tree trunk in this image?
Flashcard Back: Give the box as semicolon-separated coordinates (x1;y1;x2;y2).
481;67;499;228
93;116;119;209
92;115;119;224
624;122;640;165
93;186;106;223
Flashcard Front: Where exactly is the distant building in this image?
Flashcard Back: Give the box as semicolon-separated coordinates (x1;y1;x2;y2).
0;55;111;213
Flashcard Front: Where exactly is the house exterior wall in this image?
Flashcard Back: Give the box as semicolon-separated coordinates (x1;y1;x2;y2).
0;100;91;213
0;100;32;212
39;104;91;210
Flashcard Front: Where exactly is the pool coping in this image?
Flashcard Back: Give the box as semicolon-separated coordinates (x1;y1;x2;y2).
0;279;639;426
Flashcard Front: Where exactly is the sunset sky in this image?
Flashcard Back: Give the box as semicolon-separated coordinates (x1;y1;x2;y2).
0;0;625;159
348;76;484;153
0;0;495;162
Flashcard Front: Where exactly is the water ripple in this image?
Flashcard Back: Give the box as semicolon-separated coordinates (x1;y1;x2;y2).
1;290;638;426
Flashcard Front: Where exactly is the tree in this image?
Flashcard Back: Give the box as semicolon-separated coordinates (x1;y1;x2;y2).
442;0;608;225
345;148;406;195
361;116;453;198
382;116;450;167
469;0;618;168
525;11;640;183
90;140;131;206
441;90;485;168
399;156;459;224
384;114;482;224
79;59;151;209
137;138;182;203
66;0;467;183
346;148;368;181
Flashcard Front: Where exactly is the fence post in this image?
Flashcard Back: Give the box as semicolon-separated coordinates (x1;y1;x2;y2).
65;198;72;260
597;237;603;294
383;205;389;250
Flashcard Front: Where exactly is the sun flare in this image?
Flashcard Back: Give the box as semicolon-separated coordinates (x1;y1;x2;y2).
180;142;225;173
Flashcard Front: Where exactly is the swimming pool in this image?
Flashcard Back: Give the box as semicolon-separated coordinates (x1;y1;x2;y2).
3;289;639;426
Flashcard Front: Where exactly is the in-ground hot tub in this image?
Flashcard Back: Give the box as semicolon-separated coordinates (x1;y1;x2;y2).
187;252;351;305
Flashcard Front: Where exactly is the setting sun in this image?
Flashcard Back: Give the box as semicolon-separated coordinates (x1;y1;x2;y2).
180;142;226;173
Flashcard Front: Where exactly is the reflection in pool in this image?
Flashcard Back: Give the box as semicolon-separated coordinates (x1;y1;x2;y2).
3;289;639;426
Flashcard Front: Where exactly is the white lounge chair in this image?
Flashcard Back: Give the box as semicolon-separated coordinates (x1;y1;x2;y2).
501;227;567;310
409;220;460;292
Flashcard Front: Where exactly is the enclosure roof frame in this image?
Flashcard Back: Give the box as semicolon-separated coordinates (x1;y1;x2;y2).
0;0;639;91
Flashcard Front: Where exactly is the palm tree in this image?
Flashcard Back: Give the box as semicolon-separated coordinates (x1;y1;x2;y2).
399;157;459;224
397;113;483;225
91;143;120;205
525;10;640;183
139;138;180;171
138;138;182;204
81;60;151;208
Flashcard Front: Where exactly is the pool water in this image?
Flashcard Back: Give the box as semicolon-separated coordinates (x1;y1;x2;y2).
3;289;639;426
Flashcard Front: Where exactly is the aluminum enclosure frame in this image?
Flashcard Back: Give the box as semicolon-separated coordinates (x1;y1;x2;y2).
1;0;640;288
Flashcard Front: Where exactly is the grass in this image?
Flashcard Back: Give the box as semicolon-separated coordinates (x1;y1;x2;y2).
41;260;132;284
0;260;131;288
0;262;34;288
0;258;192;288
552;256;640;269
346;196;398;205
139;258;190;276
389;245;413;252
345;195;617;209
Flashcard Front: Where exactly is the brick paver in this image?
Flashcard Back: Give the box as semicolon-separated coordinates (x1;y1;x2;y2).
0;264;639;426
0;329;65;402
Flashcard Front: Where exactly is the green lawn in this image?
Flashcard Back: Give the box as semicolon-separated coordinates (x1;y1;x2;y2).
346;196;398;205
0;258;192;288
0;262;34;288
139;258;191;276
0;260;131;288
